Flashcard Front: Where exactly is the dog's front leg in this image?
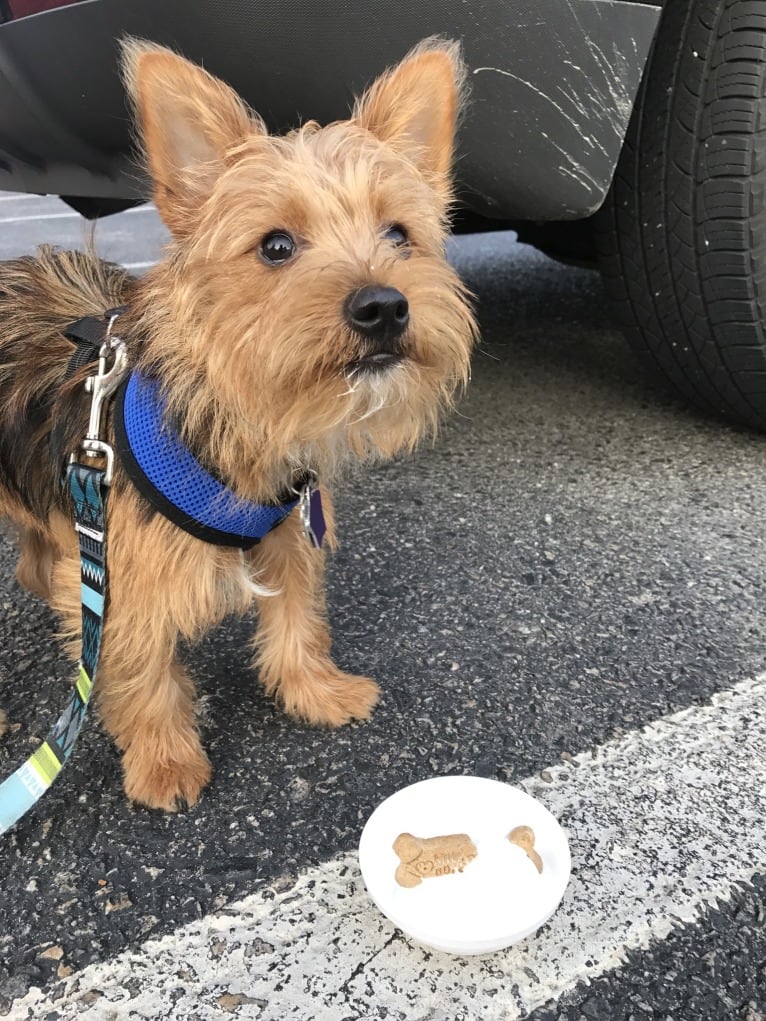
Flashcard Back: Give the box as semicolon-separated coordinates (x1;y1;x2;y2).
50;520;212;812
97;628;212;812
250;497;380;726
15;526;59;600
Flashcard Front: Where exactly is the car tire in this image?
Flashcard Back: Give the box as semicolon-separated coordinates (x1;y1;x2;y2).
595;0;766;429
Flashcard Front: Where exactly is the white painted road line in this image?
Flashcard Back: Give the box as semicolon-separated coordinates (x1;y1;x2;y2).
0;206;152;225
13;677;766;1020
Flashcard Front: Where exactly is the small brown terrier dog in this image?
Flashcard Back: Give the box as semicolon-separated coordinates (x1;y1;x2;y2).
0;40;476;810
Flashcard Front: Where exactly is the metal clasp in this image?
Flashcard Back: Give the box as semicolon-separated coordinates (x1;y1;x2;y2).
69;313;129;486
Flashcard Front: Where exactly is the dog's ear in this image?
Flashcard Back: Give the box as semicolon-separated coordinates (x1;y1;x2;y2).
353;39;465;198
121;39;261;237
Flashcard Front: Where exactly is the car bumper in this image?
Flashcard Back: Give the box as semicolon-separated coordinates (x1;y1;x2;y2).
0;0;661;220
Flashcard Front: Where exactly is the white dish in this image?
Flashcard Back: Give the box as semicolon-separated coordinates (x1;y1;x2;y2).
358;775;570;955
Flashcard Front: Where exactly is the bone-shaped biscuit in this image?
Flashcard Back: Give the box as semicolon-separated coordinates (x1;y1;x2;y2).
508;824;543;873
393;831;478;888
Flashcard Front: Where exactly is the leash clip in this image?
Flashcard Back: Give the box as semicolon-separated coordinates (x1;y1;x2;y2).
71;313;129;486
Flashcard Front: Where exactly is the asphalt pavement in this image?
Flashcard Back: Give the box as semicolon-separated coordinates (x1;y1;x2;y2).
0;193;764;1020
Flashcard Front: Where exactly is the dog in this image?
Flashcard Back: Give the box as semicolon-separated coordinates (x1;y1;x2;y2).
0;39;476;810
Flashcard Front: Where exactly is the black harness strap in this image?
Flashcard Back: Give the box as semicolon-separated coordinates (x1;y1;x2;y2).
62;307;128;379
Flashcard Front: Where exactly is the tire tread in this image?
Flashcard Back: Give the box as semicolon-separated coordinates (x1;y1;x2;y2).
595;0;766;428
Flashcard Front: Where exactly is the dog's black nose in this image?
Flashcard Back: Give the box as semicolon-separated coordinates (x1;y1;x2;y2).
345;286;409;343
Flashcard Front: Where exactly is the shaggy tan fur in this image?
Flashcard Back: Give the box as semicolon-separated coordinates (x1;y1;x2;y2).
0;39;476;810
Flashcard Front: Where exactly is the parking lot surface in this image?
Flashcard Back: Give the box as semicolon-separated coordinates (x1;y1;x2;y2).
0;194;764;1019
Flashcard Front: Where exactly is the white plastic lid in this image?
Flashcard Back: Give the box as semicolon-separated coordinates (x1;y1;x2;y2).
359;775;570;955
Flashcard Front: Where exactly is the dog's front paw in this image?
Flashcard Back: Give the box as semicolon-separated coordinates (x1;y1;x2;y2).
122;739;212;812
281;669;380;728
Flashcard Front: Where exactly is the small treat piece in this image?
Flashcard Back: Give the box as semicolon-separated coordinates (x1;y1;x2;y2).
393;831;478;888
508;824;543;874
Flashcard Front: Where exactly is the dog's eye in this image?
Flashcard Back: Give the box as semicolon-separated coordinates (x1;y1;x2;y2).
384;224;408;247
260;231;297;265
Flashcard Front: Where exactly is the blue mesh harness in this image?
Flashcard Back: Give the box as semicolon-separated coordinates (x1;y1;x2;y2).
113;371;299;549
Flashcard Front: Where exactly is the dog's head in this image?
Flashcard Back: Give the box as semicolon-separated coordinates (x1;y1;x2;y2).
122;39;476;488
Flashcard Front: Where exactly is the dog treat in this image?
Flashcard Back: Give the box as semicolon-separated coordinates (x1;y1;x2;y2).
393;831;478;888
508;824;543;874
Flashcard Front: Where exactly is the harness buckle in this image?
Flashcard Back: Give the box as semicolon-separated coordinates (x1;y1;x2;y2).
69;312;130;486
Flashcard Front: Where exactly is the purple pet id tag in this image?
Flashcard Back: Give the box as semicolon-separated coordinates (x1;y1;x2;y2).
300;483;326;549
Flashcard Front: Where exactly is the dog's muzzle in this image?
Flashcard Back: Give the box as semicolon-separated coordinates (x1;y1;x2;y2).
345;285;409;372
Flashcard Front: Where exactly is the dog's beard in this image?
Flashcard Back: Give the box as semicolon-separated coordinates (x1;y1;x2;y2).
343;355;408;423
279;356;453;478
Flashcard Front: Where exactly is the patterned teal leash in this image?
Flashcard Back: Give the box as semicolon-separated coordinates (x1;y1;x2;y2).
0;464;109;834
0;318;127;835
